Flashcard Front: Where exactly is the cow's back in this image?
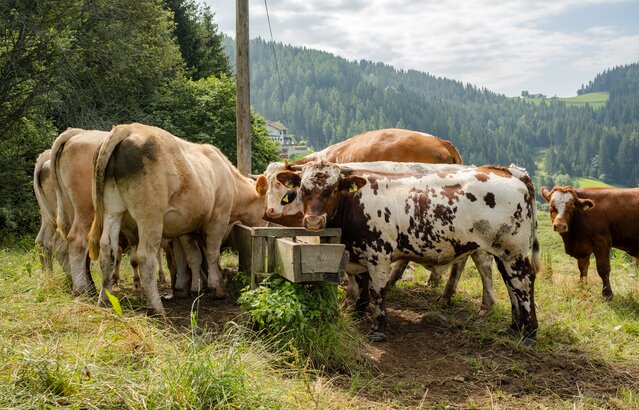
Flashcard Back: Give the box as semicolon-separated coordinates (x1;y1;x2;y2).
302;128;462;164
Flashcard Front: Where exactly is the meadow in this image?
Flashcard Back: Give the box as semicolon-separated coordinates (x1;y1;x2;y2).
1;210;638;409
520;92;609;109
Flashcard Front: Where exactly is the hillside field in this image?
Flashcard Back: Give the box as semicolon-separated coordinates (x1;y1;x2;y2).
1;212;639;408
519;92;609;109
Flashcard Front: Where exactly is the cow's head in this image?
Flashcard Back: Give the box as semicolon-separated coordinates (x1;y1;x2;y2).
278;161;367;230
540;186;594;233
259;162;304;219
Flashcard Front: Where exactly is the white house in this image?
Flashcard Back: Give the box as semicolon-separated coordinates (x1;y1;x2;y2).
265;120;293;145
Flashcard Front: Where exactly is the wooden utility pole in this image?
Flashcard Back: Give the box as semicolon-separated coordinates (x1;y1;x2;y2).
236;0;251;175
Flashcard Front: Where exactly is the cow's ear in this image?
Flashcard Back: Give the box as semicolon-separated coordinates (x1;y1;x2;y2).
540;186;551;202
255;175;268;196
577;198;595;211
339;175;367;192
276;171;301;188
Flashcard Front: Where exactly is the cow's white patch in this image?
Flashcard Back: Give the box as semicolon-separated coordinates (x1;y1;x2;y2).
301;162;340;191
550;191;573;222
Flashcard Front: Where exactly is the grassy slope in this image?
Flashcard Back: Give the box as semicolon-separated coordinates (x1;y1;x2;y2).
518;92;609;109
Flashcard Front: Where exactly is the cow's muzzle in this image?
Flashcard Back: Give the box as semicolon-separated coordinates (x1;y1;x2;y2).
303;214;327;231
265;207;282;219
553;222;568;233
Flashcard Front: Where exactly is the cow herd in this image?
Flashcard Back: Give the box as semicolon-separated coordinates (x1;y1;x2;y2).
33;123;639;344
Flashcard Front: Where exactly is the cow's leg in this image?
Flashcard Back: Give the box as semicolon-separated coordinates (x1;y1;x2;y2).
178;235;206;295
387;260;410;289
593;248;613;300
438;258;465;304
495;255;537;343
367;263;391;342
157;247;166;284
133;222;165;315
36;224;54;274
577;255;590;282
67;222;95;296
52;233;70;276
204;222;230;299
472;251;496;316
98;213;124;307
171;239;191;298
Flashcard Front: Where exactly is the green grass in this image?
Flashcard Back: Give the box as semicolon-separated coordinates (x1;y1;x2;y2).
2;214;639;408
0;249;361;409
517;92;609;109
572;177;616;188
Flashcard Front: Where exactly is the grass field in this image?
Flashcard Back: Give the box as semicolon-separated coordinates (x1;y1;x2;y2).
1;213;639;408
519;92;609;109
573;177;616;188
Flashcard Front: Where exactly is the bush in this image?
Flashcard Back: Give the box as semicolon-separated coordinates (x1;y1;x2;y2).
238;275;365;372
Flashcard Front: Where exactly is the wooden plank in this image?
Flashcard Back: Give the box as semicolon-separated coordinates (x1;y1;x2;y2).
249;226;342;238
298;243;346;275
226;224;253;274
273;238;300;282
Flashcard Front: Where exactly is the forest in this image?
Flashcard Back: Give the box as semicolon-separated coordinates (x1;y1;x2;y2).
0;0;279;241
225;38;639;189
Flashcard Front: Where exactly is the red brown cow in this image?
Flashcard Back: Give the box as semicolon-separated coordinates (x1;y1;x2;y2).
541;185;639;300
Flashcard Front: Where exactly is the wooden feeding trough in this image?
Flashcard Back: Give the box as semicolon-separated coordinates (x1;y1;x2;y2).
226;223;349;287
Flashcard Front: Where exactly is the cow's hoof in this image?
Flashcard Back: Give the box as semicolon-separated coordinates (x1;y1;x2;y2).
523;337;536;346
436;294;452;305
506;327;519;337
370;332;386;342
603;293;613;302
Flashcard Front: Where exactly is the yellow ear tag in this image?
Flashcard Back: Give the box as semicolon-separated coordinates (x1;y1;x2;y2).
349;182;358;192
282;194;289;203
284;181;294;188
583;204;590;210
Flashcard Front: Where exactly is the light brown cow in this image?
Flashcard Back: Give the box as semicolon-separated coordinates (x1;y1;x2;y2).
88;123;269;314
34;150;69;275
50;129;109;295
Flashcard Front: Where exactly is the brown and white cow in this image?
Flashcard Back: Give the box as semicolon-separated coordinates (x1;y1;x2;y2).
260;129;495;312
278;161;540;342
88;123;268;314
34;150;69;275
269;161;498;315
541;185;639;300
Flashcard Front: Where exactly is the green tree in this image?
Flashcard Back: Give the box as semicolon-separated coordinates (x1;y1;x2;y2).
165;0;230;80
145;75;279;173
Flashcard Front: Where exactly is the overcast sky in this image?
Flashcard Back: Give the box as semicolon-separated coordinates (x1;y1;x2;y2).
203;0;639;97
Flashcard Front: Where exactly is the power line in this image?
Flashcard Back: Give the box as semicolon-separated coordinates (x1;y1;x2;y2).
263;0;289;128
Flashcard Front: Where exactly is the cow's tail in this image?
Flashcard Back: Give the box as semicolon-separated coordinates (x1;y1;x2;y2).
50;128;84;239
442;139;463;164
33;150;55;226
88;126;127;261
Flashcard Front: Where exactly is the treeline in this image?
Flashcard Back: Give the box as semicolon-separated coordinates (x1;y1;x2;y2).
227;38;639;187
0;0;279;240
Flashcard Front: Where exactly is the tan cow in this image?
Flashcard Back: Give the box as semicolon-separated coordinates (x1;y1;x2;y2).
50;129;110;295
88;123;269;314
34;149;69;275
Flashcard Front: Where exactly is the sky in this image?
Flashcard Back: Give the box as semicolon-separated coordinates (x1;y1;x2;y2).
203;0;639;97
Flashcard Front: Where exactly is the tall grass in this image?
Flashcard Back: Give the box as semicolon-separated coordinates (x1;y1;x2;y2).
0;248;362;409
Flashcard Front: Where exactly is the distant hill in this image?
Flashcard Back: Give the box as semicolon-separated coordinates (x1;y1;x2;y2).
224;37;639;186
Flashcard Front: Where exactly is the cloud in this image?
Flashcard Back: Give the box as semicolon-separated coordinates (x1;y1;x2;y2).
204;0;639;96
